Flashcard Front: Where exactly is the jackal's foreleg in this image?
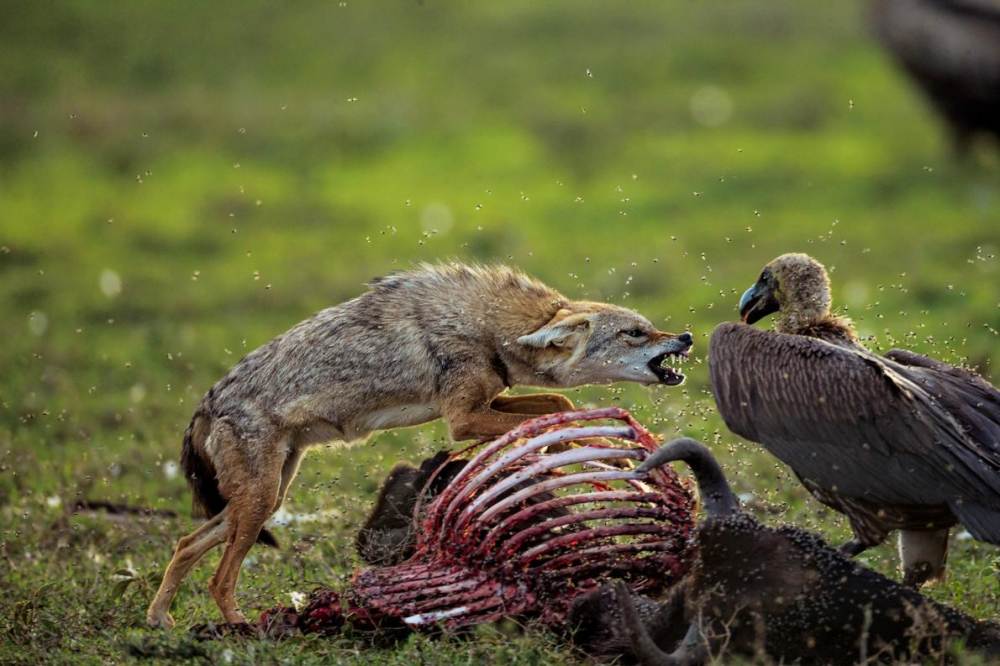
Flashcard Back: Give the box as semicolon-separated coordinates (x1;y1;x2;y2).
490;393;582;453
446;406;545;441
490;392;575;415
490;393;623;460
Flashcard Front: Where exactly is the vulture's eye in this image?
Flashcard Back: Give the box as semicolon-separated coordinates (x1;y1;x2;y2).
623;328;646;338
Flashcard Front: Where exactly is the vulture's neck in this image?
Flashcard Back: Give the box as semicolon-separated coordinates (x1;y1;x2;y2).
777;311;858;345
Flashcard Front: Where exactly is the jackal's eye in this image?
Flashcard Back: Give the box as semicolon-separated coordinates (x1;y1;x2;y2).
623;328;646;338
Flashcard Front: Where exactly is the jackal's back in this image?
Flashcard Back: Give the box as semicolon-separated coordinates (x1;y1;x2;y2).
196;263;564;439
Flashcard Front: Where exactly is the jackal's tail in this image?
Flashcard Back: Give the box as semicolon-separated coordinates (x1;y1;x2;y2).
179;412;278;547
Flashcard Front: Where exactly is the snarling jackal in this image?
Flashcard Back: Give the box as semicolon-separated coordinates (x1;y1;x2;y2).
147;262;691;628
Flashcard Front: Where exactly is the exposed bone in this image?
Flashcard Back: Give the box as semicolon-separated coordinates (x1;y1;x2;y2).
245;407;692;639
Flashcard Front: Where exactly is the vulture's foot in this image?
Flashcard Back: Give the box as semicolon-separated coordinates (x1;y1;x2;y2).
838;539;869;558
902;562;937;588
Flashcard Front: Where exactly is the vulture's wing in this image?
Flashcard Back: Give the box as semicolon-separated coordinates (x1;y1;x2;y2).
884;348;1000;463
709;323;1000;541
874;0;1000;92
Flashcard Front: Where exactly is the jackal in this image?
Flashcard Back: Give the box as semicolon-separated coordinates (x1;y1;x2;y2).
147;262;692;628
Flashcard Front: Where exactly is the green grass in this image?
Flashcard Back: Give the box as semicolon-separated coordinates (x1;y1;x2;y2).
1;0;998;663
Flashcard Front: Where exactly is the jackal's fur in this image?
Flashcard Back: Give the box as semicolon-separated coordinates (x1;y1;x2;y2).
147;262;692;628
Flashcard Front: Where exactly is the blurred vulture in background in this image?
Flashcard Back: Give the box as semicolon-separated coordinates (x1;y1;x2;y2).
871;0;1000;154
710;253;1000;586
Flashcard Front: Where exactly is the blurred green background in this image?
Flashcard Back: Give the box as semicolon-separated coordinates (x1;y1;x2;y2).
1;1;998;663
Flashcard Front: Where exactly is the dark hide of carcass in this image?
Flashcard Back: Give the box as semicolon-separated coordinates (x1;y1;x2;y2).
570;438;1000;665
354;450;470;567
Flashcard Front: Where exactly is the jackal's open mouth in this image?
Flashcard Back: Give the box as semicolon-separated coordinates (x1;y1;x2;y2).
649;350;688;386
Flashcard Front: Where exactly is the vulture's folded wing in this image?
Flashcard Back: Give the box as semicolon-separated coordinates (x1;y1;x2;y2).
884;348;1000;459
709;323;1000;529
875;0;1000;97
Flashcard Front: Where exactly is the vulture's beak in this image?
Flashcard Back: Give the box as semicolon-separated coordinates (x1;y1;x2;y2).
738;280;779;324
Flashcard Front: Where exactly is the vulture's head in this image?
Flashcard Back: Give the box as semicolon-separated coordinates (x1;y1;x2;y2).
738;253;831;329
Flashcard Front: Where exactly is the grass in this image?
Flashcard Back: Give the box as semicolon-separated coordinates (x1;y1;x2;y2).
0;0;998;663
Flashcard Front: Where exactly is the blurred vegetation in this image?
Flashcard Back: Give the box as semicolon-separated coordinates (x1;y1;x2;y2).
0;0;998;663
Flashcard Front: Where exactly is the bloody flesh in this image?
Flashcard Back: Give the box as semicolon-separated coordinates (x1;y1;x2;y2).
257;407;694;637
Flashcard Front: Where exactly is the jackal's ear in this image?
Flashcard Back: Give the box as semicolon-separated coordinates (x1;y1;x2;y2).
517;311;592;349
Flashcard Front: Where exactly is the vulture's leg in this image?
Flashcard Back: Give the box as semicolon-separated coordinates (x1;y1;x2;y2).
839;520;888;558
899;527;949;588
839;540;869;557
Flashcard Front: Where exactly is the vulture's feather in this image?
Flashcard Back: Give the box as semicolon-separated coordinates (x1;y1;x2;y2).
872;0;1000;151
710;322;1000;542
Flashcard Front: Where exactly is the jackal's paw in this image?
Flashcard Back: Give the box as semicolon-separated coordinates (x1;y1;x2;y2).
222;610;249;625
146;609;176;629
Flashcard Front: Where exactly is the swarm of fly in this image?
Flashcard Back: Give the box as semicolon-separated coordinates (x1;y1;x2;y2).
259;407;694;635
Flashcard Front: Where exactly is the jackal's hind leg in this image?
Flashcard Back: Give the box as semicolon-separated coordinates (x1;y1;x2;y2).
208;432;286;625
208;477;282;624
146;512;229;628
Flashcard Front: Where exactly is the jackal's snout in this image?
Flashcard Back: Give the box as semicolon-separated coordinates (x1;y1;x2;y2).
516;302;693;387
646;330;692;386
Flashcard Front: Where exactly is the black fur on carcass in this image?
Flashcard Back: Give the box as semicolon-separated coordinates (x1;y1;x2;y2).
570;438;1000;665
355;450;468;566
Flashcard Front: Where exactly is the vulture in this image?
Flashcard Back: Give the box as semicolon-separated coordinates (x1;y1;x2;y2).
709;252;1000;585
871;0;1000;154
